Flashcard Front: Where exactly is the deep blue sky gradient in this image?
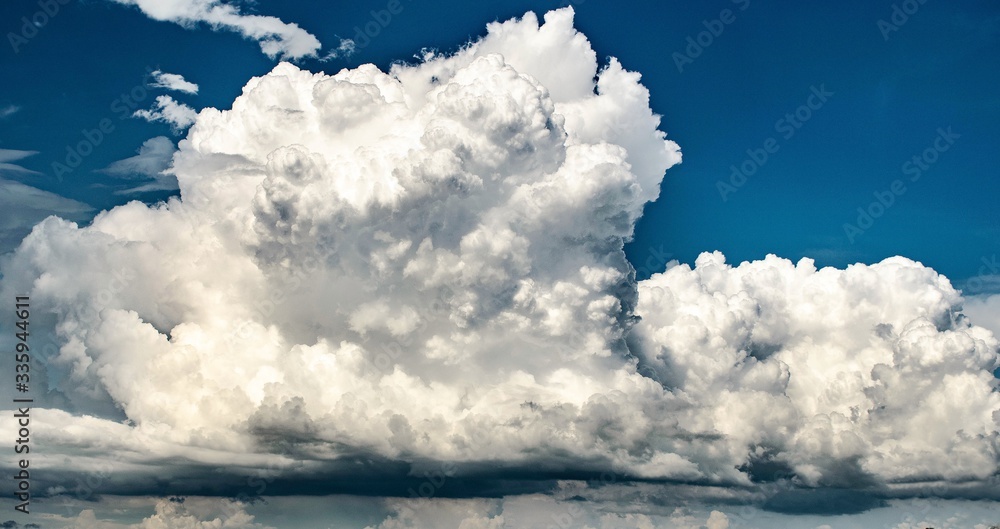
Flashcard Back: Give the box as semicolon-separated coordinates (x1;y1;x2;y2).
1;0;997;285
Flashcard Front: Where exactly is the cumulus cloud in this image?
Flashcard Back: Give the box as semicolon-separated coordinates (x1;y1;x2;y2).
631;253;1000;486
149;70;199;94
134;95;198;133
106;0;321;59
101;136;179;193
0;7;997;512
47;499;270;529
364;496;730;529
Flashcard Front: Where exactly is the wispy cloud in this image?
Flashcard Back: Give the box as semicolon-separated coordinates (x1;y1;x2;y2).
149;70;199;94
133;95;197;133
105;0;322;59
0;148;41;176
321;38;357;61
0;104;20;119
100;136;179;194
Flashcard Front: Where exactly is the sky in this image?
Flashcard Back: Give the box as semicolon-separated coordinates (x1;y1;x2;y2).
0;1;999;528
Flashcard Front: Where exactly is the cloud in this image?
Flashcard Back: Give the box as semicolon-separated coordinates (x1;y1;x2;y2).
321;38;357;61
134;96;198;133
101;136;179;194
0;149;41;176
106;0;321;59
0;7;997;513
0;104;20;119
0;177;93;254
964;294;1000;340
149;70;199;95
363;496;731;529
631;253;1000;486
47;499;270;529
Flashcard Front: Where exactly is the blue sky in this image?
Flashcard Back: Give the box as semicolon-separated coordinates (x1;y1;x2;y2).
2;2;1000;528
2;0;997;285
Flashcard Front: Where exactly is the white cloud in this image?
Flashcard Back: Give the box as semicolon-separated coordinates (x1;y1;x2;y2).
48;499;271;529
964;294;1000;339
632;252;1000;485
106;0;321;59
134;499;271;529
364;499;505;529
706;510;731;529
134;95;198;133
101;136;179;193
321;38;357;61
0;7;996;503
1;7;683;483
149;70;199;94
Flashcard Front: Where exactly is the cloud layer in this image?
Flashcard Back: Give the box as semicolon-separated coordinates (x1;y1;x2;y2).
0;8;996;507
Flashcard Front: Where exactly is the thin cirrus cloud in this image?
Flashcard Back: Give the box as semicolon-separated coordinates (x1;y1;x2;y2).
105;0;322;59
0;6;998;526
149;69;199;94
0;104;20;119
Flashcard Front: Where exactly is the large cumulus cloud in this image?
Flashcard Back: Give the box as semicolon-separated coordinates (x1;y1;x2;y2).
631;253;1000;486
0;7;997;500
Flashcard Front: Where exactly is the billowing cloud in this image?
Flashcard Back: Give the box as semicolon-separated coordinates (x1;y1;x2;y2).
134;95;198;133
0;7;997;514
106;0;321;59
149;70;199;95
101;136;179;193
631;253;1000;486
